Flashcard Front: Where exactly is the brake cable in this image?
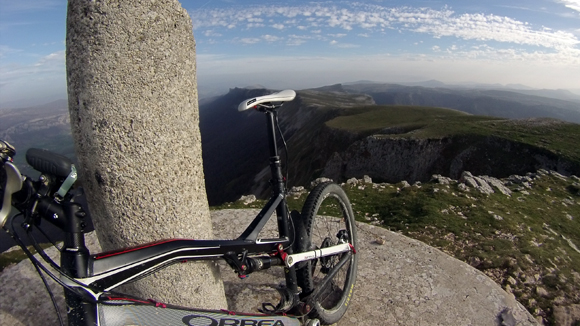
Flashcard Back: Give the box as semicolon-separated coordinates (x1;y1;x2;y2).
7;214;65;326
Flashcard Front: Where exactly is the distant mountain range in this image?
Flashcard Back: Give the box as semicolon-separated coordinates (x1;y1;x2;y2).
2;82;580;252
200;83;580;204
2;82;580;206
338;83;580;123
344;80;580;104
0;99;74;176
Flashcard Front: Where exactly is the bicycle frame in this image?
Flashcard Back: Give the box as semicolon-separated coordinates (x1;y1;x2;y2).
55;195;297;325
2;107;353;326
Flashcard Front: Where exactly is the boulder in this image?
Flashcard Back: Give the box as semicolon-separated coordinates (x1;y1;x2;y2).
311;177;333;188
460;171;494;195
553;304;580;326
479;175;512;196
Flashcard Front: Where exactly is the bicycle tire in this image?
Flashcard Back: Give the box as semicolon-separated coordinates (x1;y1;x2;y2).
295;182;358;325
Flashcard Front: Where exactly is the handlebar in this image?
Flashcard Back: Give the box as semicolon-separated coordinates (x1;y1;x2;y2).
1;140;81;230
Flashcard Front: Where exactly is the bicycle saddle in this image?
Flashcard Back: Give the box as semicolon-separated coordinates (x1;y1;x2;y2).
238;89;296;112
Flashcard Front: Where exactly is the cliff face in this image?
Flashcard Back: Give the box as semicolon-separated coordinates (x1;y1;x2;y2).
322;136;448;183
320;132;580;184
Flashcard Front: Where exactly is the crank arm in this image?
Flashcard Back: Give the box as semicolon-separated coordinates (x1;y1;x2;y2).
284;243;353;268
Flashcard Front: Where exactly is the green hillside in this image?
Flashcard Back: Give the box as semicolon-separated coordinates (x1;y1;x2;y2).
345;174;580;326
326;105;472;133
325;105;580;164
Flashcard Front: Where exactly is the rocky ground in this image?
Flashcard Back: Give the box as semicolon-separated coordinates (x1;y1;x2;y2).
2;169;579;325
1;210;538;326
308;170;580;326
243;169;580;325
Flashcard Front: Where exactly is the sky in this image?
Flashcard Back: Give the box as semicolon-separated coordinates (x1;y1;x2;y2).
0;0;580;107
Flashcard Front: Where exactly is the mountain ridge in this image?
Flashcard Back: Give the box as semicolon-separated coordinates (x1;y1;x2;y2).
2;82;580;205
199;85;580;204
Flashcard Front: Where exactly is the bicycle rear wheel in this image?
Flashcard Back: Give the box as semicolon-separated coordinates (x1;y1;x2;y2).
295;182;358;325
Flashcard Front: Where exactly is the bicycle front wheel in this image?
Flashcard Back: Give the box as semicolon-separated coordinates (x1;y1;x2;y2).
295;182;358;325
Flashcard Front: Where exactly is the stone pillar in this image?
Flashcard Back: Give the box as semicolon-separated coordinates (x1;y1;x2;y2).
66;0;227;308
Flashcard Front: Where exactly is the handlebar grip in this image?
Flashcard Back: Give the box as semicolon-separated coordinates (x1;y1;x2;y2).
26;148;73;179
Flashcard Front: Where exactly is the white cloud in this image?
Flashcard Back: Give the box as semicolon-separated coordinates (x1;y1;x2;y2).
1;50;65;78
247;23;265;28
337;43;360;48
329;40;359;48
262;35;281;42
555;0;580;12
287;35;310;46
0;45;22;58
203;30;222;37
0;50;66;106
434;44;580;65
34;50;64;67
410;11;579;50
239;38;261;45
0;0;60;12
189;3;580;67
190;4;580;51
287;39;306;46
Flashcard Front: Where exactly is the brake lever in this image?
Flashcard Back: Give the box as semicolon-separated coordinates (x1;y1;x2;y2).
0;139;16;161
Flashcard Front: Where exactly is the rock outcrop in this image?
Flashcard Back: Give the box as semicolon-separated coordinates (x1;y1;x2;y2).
322;136;448;183
320;134;580;186
1;209;539;326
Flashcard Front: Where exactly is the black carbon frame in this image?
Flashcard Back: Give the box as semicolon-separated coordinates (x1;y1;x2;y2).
81;193;292;293
14;108;300;326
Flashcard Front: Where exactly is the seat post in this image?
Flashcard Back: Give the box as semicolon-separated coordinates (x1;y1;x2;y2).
264;109;299;295
265;109;284;195
265;109;279;158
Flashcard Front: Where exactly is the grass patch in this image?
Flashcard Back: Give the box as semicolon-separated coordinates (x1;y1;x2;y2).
325;105;580;163
326;173;579;325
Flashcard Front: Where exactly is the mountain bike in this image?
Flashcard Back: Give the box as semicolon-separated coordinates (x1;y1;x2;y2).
0;89;358;326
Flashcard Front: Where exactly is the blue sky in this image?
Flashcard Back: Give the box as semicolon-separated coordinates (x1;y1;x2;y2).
1;0;580;107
